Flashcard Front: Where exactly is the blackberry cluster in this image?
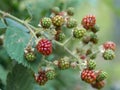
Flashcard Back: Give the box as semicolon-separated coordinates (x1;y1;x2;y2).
26;7;116;89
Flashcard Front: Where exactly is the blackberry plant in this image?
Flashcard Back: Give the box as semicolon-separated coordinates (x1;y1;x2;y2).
0;6;116;90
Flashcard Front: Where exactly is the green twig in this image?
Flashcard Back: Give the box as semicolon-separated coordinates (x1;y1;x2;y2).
0;10;37;30
63;36;73;45
24;22;38;40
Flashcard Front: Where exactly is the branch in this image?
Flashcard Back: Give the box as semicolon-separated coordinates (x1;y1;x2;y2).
0;10;37;31
64;46;78;60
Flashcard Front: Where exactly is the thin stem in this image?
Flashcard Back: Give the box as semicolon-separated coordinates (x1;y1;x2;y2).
88;49;100;57
64;46;79;60
52;40;63;46
0;10;37;30
44;60;53;65
0;10;38;42
24;22;37;40
63;36;72;45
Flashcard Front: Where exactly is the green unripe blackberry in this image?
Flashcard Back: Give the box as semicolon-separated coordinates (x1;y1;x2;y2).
58;57;70;70
25;52;36;61
87;59;96;70
82;35;91;44
90;53;97;59
55;32;65;41
73;28;86;39
46;70;56;80
81;15;96;30
51;7;60;14
90;33;98;44
41;17;52;28
91;24;99;33
67;7;74;16
103;49;115;60
86;49;92;56
96;71;108;82
66;18;77;28
52;15;64;27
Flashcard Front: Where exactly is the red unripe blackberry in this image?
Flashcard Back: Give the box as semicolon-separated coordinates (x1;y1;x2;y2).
58;11;66;17
81;69;96;84
36;39;52;55
67;7;74;16
91;81;105;89
103;41;116;51
80;55;86;60
81;15;96;30
34;70;48;86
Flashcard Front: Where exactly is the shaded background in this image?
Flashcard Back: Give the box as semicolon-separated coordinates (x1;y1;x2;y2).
0;0;120;90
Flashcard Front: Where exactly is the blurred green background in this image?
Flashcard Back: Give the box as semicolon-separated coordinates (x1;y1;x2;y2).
0;0;120;90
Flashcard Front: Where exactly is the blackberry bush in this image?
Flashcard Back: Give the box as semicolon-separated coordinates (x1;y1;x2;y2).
0;5;116;90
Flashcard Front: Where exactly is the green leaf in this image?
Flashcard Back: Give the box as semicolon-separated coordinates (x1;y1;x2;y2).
4;26;42;72
0;65;8;85
6;64;34;90
5;18;29;32
0;47;10;69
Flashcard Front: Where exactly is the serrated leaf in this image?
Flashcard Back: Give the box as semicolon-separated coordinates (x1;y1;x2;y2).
6;64;34;90
5;18;29;33
4;26;42;72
